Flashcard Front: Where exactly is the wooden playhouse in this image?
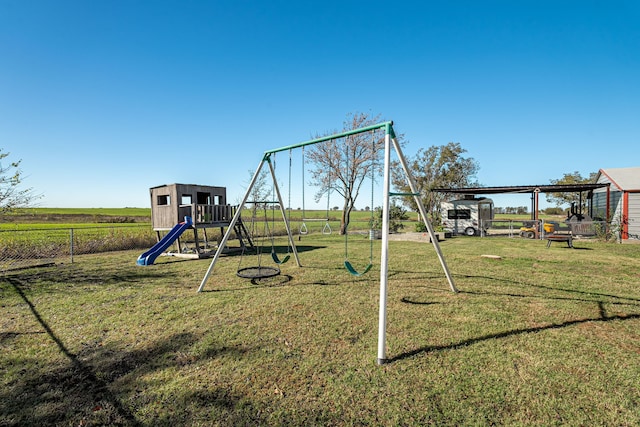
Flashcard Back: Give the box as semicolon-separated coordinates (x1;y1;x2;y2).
148;183;250;258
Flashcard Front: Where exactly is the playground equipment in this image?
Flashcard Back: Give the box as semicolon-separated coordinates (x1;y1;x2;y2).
343;131;376;276
235;201;290;279
298;146;334;236
138;184;252;264
197;121;458;365
137;216;193;266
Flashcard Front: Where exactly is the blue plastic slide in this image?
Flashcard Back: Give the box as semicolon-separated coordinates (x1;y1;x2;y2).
137;216;193;266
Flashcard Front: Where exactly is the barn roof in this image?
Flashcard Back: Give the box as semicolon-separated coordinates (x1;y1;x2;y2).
598;167;640;191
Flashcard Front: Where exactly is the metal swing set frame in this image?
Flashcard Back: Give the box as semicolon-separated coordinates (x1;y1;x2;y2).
197;121;458;364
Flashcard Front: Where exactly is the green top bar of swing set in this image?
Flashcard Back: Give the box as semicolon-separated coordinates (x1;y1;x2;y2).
263;121;395;159
389;192;420;197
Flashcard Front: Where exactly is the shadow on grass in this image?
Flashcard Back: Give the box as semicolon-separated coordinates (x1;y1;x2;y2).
2;276;261;426
387;269;451;281
3;276;141;425
400;297;440;305
461;288;640;309
392;273;640;363
1;262;175;293
389;311;640;363
200;271;352;292
396;268;640;305
201;257;373;292
223;244;326;257
457;272;640;304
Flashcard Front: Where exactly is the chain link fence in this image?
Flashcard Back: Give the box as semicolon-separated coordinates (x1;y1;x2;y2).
0;225;157;272
480;219;610;240
0;219;622;273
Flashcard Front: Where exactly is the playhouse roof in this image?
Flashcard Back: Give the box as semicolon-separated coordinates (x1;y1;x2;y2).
597;167;640;191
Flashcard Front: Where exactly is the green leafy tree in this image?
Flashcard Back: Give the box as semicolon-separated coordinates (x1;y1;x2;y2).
0;150;39;213
544;207;564;215
391;142;479;224
546;171;597;211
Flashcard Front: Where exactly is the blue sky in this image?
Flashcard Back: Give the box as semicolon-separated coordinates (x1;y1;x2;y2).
1;1;638;210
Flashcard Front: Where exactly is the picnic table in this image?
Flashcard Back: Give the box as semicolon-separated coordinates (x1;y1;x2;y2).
546;234;573;248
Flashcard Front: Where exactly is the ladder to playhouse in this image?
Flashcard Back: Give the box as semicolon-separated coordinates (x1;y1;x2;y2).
233;220;254;250
197;121;458;365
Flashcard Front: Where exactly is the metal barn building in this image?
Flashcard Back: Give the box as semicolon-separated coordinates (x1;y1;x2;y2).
591;167;640;241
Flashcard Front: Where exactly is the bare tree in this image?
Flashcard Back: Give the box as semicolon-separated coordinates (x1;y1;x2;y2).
306;112;386;234
243;168;272;215
391;142;479;225
0;150;40;213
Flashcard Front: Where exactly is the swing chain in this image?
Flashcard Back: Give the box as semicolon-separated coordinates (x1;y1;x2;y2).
342;130;376;276
300;146;307;235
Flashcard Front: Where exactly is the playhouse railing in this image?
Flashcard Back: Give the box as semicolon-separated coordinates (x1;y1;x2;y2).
179;204;237;225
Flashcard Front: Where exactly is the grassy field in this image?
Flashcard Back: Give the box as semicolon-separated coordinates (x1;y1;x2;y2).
2;208;375;231
15;207;152;217
1;208;152;230
2;207;561;233
1;233;639;426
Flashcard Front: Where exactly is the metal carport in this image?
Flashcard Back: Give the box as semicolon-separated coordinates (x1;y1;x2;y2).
433;183;610;220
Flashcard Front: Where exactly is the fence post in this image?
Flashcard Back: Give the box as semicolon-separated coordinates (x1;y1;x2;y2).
70;228;74;263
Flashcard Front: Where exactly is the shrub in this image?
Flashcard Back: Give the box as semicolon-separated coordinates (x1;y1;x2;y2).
370;205;408;233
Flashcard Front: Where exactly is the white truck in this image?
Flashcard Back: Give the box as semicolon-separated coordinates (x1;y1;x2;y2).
441;196;494;236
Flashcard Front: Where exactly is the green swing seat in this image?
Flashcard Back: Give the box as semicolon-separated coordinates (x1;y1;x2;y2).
344;260;373;276
271;251;290;265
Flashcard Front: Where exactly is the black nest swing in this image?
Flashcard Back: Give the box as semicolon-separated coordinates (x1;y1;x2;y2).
236;201;289;280
236;265;281;279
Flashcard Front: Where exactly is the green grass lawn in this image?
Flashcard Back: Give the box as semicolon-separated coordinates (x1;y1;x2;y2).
2;234;639;426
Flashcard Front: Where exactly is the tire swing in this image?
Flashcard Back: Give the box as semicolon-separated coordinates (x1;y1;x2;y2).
236;203;281;280
343;131;376;276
